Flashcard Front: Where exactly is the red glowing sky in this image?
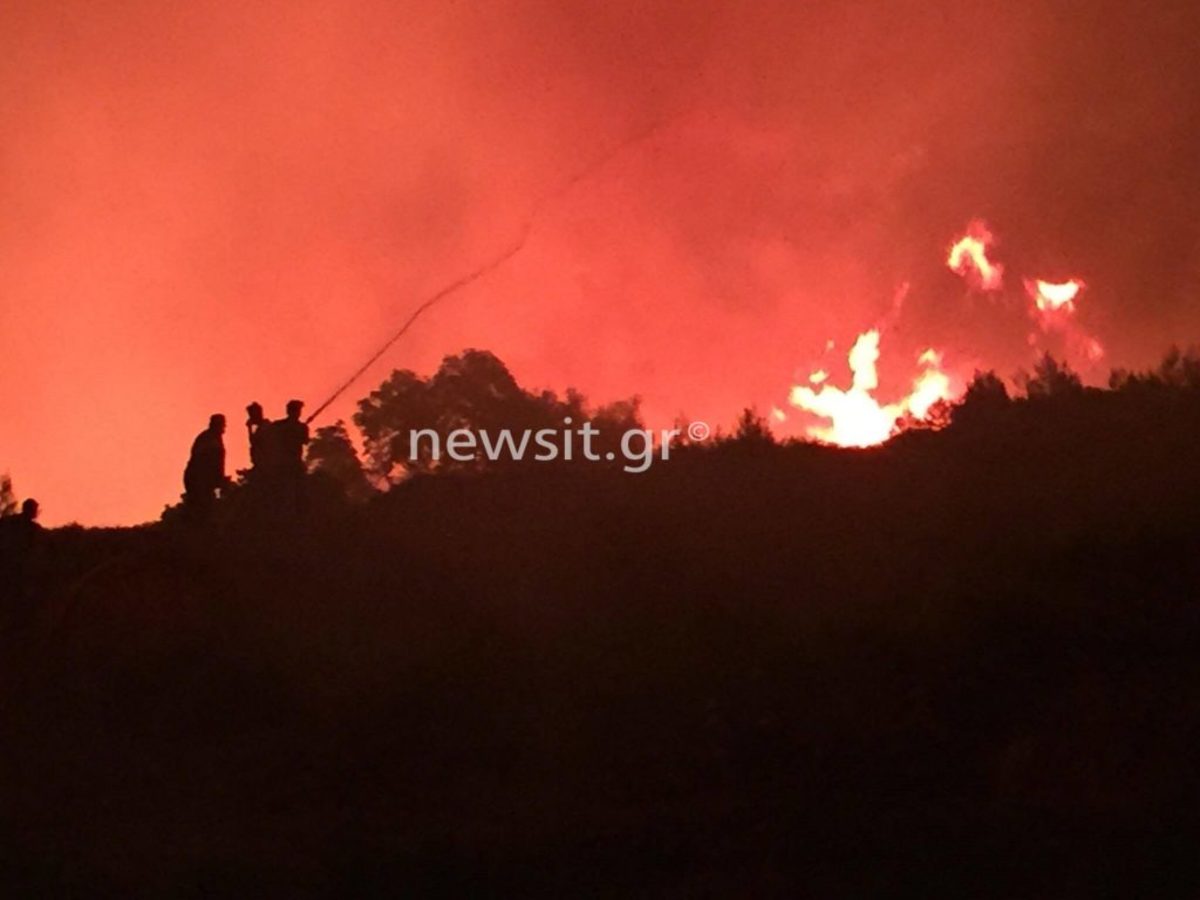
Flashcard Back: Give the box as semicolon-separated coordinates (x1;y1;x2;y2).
3;0;1199;525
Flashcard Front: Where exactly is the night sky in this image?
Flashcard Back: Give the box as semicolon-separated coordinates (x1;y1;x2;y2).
3;0;1198;524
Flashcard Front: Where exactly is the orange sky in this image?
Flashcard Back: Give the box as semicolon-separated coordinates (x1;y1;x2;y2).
3;0;1199;525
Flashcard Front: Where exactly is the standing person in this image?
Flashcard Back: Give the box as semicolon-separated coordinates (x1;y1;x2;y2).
273;400;310;514
247;401;281;475
1;498;44;628
243;401;278;511
1;498;42;546
246;402;270;471
183;414;227;522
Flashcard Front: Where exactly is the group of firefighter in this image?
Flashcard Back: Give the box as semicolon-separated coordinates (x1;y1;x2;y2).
182;399;310;521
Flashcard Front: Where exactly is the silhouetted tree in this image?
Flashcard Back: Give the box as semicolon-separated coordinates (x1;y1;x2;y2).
729;407;774;445
307;421;373;503
1021;354;1082;401
355;369;438;477
1153;345;1200;389
1107;367;1133;392
428;350;550;436
591;398;643;436
951;370;1011;426
0;474;15;518
354;349;642;480
894;398;955;435
925;398;955;429
1110;345;1200;393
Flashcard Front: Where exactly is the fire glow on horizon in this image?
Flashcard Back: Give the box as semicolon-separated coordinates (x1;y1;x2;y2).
787;330;953;448
784;220;1099;448
10;0;1187;527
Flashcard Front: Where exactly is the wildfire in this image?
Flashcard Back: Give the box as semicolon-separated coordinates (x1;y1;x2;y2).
1030;278;1084;313
909;350;951;418
781;219;1103;448
788;330;953;447
1025;277;1103;360
947;221;1004;291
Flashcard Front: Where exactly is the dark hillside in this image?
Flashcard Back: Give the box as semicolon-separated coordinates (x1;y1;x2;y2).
3;387;1200;896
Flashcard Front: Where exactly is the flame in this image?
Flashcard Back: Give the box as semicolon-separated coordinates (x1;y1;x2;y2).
947;220;1004;291
788;331;953;447
908;351;951;418
1031;278;1084;312
780;219;1103;449
1025;277;1103;361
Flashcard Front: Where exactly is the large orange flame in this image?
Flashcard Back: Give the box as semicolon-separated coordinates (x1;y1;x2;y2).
788;330;953;447
909;349;951;418
781;220;1104;449
1031;278;1084;313
947;221;1004;291
1025;276;1104;360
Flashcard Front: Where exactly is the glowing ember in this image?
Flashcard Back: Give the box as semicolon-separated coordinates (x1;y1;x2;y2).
788;330;953;447
947;220;1004;291
1031;278;1084;312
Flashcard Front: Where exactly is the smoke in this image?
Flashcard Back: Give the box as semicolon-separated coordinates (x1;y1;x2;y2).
2;0;1199;523
304;115;685;423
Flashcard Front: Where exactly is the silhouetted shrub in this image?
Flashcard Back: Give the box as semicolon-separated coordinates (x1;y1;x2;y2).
306;421;374;503
731;407;774;444
0;474;15;518
951;370;1011;427
1110;345;1200;393
1020;353;1083;400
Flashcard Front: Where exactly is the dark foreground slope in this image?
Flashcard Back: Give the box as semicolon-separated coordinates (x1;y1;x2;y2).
3;392;1200;897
